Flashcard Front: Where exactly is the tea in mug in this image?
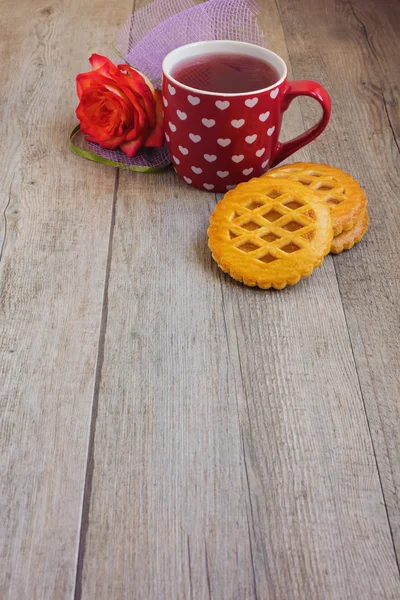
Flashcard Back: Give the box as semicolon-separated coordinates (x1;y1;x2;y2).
171;52;280;94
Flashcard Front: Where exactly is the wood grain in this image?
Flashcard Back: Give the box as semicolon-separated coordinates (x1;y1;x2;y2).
1;0;399;598
0;0;128;597
77;170;258;599
77;1;400;598
275;0;400;559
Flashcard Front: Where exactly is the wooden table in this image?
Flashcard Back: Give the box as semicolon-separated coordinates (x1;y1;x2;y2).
1;0;399;597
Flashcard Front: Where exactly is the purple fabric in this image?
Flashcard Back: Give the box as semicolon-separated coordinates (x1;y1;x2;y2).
87;141;170;169
88;0;266;169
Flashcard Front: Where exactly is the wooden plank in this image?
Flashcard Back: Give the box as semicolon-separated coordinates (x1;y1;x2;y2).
0;0;130;597
77;168;259;599
350;0;399;148
275;0;400;559
78;2;400;598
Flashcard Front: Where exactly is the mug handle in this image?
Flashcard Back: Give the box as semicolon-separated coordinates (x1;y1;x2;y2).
271;80;331;167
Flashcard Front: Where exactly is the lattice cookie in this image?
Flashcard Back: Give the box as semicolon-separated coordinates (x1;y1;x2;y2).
331;209;369;254
208;179;333;289
263;162;367;235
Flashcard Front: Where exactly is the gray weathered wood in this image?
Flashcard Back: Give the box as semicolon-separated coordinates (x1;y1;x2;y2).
1;0;400;598
76;1;400;598
78;169;262;599
275;0;400;558
0;0;129;597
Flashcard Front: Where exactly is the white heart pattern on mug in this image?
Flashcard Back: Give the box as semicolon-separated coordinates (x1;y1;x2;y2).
179;146;189;155
262;159;269;169
243;168;253;176
202;118;216;128
256;148;265;157
163;97;168;107
245;97;258;108
183;176;192;184
204;183;214;190
270;88;279;99
267;126;276;136
215;100;230;110
204;154;217;163
165;133;170;142
217;171;229;178
169;122;177;132
245;134;257;144
231;119;245;129
217;138;231;147
173;156;180;165
177;110;187;120
189;133;201;143
188;95;200;105
168;84;176;95
232;155;244;163
192;166;203;174
226;184;236;190
259;111;270;122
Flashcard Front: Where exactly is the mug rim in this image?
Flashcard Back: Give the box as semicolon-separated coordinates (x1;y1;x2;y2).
162;40;287;97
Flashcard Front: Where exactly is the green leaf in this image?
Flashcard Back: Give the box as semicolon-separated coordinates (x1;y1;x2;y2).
70;124;170;173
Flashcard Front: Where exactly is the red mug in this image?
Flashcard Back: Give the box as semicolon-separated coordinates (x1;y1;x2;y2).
162;41;331;192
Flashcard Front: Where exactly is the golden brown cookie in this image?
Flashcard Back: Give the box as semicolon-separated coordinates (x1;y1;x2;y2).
208;178;333;289
263;162;367;235
330;209;369;254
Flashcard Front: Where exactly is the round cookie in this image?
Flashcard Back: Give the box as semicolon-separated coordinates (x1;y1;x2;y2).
330;209;369;254
263;162;367;235
208;178;333;290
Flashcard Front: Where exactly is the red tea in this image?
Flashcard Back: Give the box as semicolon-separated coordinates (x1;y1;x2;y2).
171;53;279;93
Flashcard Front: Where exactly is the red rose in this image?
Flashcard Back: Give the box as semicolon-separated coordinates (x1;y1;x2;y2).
76;54;164;158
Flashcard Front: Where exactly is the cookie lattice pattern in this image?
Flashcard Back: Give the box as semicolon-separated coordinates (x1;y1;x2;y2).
263;162;367;235
228;190;317;265
267;166;346;206
208;178;333;289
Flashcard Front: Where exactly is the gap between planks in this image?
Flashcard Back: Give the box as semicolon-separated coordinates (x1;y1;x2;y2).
73;0;136;594
73;169;120;600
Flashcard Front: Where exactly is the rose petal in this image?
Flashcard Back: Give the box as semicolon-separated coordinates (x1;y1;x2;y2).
121;64;155;94
120;136;145;158
80;87;134;132
118;87;149;138
113;68;156;128
143;89;164;148
77;96;125;142
76;71;115;99
89;54;115;75
97;134;128;149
